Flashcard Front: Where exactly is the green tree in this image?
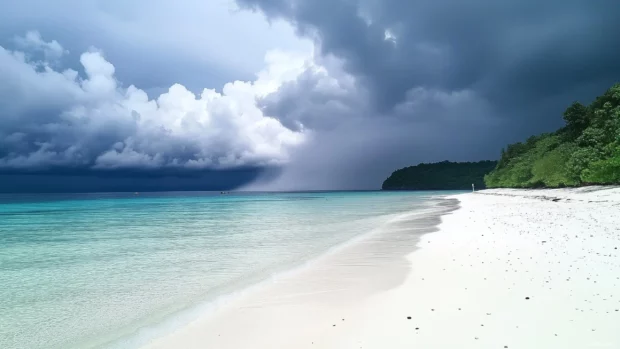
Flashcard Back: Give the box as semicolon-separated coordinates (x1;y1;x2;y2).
485;83;620;188
382;161;497;190
562;102;588;140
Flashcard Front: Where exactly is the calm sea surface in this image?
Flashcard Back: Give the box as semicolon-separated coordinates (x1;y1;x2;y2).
0;191;455;349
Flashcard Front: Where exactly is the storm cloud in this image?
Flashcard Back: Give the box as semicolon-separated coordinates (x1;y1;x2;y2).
237;0;620;109
0;0;311;92
1;0;619;191
0;32;309;171
235;0;620;189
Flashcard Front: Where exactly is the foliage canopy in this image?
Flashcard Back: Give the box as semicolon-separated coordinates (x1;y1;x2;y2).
485;84;620;188
382;160;497;190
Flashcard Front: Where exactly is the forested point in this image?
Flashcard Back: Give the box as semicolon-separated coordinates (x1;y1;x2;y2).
382;160;497;190
485;84;620;188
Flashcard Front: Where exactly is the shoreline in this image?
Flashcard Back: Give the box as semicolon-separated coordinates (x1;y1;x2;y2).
139;196;458;349
141;188;620;348
0;191;448;349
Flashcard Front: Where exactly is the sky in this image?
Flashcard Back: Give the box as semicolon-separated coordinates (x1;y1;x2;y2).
0;0;619;192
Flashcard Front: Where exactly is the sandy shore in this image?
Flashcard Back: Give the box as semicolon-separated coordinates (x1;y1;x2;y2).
143;187;620;349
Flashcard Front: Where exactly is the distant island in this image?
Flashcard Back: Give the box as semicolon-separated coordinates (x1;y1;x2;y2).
382;160;497;190
485;83;620;188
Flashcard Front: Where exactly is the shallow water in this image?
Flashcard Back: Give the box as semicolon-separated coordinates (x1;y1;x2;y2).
0;191;456;349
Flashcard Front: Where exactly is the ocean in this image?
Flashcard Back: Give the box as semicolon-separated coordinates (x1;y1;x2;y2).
0;191;454;349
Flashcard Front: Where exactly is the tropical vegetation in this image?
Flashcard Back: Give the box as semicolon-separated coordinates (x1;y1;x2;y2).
485;84;620;188
382;160;497;190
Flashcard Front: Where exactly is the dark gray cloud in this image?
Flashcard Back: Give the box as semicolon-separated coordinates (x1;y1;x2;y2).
238;0;620;110
245;80;505;190
234;0;620;189
0;32;306;192
1;0;619;191
0;168;270;193
0;1;317;192
259;56;367;131
0;0;310;94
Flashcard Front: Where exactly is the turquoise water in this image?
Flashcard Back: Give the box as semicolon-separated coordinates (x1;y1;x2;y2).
0;191;450;349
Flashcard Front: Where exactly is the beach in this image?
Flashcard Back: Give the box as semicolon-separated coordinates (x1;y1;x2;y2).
143;187;620;349
0;191;444;349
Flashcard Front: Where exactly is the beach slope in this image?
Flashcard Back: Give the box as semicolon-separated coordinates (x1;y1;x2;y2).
144;187;620;349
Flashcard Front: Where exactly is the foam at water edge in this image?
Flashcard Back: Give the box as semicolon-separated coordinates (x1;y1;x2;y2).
104;199;449;349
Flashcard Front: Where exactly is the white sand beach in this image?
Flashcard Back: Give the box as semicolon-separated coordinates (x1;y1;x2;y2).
143;187;620;349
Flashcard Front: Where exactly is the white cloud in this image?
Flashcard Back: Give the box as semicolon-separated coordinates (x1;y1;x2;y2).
0;32;311;171
13;31;68;61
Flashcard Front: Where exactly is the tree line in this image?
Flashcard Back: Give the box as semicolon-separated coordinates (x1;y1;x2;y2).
382;160;497;190
485;84;620;188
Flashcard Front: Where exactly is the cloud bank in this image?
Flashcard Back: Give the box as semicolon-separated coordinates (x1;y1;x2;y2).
1;0;619;191
235;0;620;189
0;32;308;174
